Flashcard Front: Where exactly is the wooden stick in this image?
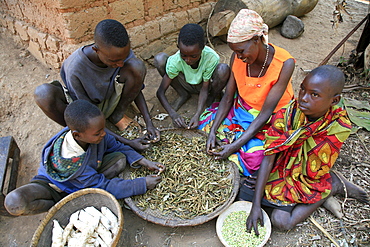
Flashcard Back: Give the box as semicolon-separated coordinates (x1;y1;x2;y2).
318;14;368;67
206;4;216;51
309;216;341;247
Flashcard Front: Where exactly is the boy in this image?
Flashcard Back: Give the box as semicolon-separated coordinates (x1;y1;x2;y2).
154;23;230;129
242;65;369;235
4;100;164;216
34;19;159;151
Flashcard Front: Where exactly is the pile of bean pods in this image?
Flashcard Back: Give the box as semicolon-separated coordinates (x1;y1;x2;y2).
129;131;233;219
221;211;266;247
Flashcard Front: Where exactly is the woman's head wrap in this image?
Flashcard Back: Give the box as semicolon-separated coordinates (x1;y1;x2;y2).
227;9;269;45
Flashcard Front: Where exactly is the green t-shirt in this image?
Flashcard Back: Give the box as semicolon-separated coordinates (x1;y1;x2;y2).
166;46;220;85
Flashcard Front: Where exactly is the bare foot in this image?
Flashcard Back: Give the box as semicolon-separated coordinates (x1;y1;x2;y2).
322;196;343;218
171;94;190;111
332;171;369;204
115;115;140;131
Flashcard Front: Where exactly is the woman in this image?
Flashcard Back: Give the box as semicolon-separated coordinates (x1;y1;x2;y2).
199;9;295;176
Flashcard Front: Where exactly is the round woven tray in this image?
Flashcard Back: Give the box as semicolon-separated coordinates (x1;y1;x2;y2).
124;129;240;227
31;188;124;247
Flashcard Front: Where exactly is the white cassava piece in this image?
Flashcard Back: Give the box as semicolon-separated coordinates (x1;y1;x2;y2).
51;206;119;247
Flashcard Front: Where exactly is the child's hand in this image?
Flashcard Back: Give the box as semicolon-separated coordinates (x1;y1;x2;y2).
146;126;160;143
128;137;151;152
145;175;162;190
170;113;187;128
138;158;166;172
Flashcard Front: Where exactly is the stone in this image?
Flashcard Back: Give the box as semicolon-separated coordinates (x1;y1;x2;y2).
14;21;29;41
0;15;7;28
45;35;60;52
27;26;47;50
147;0;163;17
44;52;60;68
187;8;201;24
174;11;189;30
208;10;235;37
211;0;318;36
199;3;213;22
111;0;144;24
139;40;164;60
280;15;304;39
63;7;107;40
27;40;44;64
163;44;178;56
5;16;15;34
144;21;161;42
128;25;146;48
159;14;175;36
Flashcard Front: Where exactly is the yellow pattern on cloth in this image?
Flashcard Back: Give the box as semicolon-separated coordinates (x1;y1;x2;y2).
263;100;352;205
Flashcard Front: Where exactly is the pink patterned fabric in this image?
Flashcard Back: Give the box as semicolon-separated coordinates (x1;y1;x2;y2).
227;9;268;44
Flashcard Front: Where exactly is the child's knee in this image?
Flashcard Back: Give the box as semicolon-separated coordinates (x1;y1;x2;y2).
120;57;146;82
101;155;127;179
114;158;126;174
214;63;230;80
154;52;169;76
4;190;27;216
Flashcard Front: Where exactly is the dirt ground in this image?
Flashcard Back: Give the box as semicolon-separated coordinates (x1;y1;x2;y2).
0;1;369;246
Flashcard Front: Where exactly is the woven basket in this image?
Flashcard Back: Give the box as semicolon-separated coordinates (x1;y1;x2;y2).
30;188;124;247
124;129;240;227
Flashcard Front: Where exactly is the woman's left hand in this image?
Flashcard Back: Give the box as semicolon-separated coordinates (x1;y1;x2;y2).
187;114;200;129
209;143;238;160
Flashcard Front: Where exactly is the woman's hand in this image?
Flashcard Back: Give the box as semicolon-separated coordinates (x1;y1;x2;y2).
187;114;200;129
209;143;238;160
246;205;264;236
206;131;217;154
240;175;258;190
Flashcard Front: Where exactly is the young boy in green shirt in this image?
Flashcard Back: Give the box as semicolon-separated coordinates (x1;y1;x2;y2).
155;23;230;129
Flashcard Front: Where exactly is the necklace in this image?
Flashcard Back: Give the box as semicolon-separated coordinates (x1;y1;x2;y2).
248;45;269;78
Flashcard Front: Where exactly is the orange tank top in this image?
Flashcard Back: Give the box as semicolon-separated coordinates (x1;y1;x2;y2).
232;43;294;112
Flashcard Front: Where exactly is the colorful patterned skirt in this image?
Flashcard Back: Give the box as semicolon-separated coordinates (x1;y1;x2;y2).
198;94;267;176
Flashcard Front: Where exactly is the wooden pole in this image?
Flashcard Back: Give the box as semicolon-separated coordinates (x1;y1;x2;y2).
318;14;369;67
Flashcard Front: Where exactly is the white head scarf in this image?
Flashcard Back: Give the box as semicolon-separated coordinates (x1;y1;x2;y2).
227;9;269;44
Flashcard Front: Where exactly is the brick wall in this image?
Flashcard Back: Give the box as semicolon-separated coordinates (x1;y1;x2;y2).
0;0;216;69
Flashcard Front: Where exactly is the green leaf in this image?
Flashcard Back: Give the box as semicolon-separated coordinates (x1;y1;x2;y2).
344;98;370;111
343;98;370;131
345;108;370;131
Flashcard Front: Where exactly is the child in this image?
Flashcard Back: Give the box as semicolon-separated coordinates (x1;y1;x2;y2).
154;23;230;129
242;65;369;235
34;19;159;151
4;100;164;216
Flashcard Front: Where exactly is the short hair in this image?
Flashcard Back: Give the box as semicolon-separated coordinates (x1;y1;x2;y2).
310;65;345;96
94;19;129;48
178;23;205;49
64;100;103;133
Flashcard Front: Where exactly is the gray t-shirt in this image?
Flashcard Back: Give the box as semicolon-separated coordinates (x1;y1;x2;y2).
60;44;135;107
